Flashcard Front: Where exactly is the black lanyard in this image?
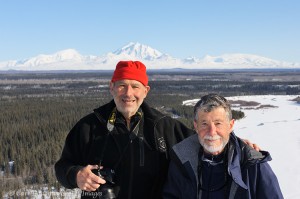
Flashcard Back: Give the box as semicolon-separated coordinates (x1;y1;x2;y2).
98;107;144;169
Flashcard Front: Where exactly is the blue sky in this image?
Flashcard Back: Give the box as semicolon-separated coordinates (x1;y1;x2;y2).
0;0;299;62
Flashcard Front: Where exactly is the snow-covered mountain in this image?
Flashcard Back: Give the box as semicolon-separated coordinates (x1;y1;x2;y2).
0;42;299;71
113;42;164;60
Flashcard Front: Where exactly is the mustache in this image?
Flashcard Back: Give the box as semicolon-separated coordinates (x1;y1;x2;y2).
203;135;221;141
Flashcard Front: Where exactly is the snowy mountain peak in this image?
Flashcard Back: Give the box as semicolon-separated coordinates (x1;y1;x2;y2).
53;49;82;60
19;49;84;68
113;42;163;60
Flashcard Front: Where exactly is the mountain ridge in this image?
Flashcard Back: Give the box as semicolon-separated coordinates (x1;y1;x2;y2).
0;42;299;71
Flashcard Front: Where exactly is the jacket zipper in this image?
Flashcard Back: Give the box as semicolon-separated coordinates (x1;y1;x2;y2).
139;137;145;166
128;141;134;199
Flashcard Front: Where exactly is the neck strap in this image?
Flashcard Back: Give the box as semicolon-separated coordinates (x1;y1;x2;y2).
98;107;143;168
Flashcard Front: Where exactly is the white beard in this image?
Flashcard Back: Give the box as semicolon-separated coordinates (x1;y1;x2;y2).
198;135;229;154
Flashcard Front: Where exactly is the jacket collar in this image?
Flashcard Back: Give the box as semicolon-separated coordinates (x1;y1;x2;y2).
172;134;200;181
227;134;248;189
172;133;269;190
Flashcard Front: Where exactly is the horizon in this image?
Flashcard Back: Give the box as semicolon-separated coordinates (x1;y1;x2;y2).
1;0;299;63
1;68;300;73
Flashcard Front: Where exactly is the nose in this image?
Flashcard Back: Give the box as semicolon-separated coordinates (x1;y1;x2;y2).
124;85;134;96
207;123;217;136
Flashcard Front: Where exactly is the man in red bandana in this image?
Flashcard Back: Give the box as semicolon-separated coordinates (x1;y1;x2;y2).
55;61;259;199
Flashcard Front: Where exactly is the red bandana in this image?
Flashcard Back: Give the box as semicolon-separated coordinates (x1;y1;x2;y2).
111;61;148;86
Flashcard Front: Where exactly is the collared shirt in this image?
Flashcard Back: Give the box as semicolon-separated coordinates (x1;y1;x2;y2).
115;108;142;132
111;108;143;150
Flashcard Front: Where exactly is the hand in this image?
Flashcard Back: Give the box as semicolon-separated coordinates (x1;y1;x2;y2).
76;165;106;192
242;139;261;151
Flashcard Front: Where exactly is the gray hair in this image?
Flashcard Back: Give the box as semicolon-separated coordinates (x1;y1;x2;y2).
193;94;232;121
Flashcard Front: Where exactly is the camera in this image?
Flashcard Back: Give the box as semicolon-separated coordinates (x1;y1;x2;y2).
95;168;119;199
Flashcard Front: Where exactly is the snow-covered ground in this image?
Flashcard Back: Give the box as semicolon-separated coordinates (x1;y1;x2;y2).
230;95;300;199
184;95;300;198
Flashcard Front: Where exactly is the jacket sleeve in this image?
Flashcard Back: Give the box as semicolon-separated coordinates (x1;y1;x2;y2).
163;149;198;199
54;117;93;189
250;162;284;199
158;117;195;150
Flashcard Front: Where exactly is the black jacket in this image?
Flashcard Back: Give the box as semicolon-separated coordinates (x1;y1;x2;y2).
55;100;194;199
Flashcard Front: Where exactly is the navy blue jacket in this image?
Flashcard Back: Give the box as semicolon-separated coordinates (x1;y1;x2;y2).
163;133;283;199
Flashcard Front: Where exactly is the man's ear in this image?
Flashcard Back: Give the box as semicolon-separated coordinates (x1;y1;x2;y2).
146;85;150;92
229;119;235;132
144;85;150;96
193;120;198;131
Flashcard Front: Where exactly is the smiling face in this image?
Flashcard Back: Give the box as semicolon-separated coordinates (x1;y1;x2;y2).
110;79;150;120
194;106;234;155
